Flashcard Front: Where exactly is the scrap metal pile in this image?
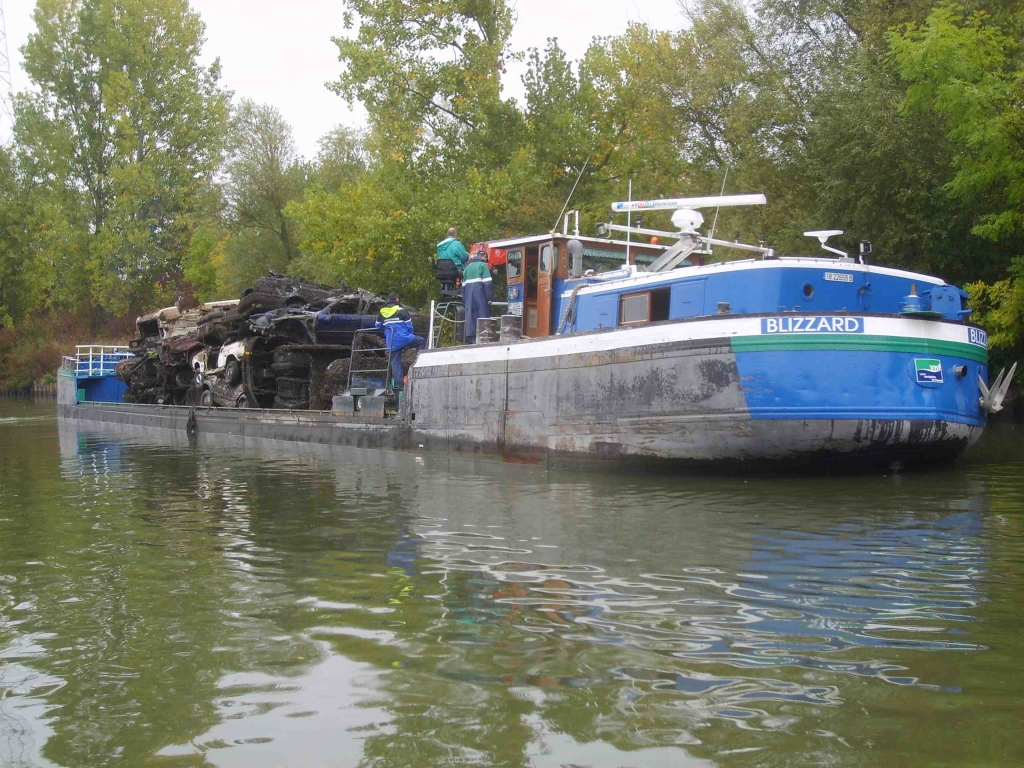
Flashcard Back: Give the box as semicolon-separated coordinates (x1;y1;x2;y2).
116;275;427;411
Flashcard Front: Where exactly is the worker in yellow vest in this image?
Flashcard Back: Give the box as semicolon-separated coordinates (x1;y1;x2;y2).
375;294;425;391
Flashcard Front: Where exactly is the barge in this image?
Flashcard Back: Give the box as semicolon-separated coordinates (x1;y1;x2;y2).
59;194;1015;472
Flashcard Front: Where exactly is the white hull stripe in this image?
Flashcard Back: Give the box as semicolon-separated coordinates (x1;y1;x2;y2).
414;316;984;368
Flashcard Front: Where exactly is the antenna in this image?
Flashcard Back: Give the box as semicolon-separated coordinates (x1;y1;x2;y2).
707;166;730;244
804;230;848;258
551;155;591;234
0;0;14;143
611;194;766;213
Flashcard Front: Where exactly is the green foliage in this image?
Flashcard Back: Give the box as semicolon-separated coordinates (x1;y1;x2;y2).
4;0;1024;359
15;0;229;318
221;99;308;292
0;146;31;328
891;3;1024;241
182;219;229;301
332;0;519;161
310;126;370;192
967;261;1024;369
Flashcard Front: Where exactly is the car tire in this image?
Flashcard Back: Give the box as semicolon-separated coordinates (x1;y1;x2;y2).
273;348;311;365
273;376;309;410
199;389;213;407
225;359;241;386
238;291;286;319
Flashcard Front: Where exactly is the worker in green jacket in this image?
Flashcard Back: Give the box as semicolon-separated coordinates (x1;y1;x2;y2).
435;227;469;292
462;251;493;343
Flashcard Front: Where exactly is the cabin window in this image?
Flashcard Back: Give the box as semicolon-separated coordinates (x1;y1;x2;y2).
506;250;522;279
619;292;650;324
619;288;671;325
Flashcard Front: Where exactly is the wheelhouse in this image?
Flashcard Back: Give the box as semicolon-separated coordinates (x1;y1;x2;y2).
470;234;678;338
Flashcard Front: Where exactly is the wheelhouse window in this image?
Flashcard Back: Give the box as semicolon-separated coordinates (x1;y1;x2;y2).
539;244;558;273
619;288;670;325
583;257;621;274
506;250;522;279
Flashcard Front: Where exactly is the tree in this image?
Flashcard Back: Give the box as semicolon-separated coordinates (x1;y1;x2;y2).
331;0;520;162
967;263;1024;370
889;3;1024;368
310;125;369;192
287;0;529;305
218;99;308;293
17;0;229;318
224;100;305;263
891;3;1024;242
0;146;31;327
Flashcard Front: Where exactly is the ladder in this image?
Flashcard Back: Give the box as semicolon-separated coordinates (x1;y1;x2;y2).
346;329;392;395
430;301;466;349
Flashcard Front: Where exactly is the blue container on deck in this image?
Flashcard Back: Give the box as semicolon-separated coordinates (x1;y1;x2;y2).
58;345;133;404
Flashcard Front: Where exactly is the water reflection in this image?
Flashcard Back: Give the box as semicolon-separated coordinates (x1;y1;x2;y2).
1;406;1023;766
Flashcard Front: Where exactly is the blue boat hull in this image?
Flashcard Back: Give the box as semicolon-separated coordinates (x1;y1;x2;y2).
405;313;988;469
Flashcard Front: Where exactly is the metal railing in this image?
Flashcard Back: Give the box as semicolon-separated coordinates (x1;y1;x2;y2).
62;345;134;377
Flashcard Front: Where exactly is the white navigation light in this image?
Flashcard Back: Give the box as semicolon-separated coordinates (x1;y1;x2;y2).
671;208;704;233
611;194;767;213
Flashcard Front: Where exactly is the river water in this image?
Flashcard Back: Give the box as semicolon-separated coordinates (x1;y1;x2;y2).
1;400;1023;767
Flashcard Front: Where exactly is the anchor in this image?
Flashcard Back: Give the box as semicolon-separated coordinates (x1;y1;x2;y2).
979;362;1018;413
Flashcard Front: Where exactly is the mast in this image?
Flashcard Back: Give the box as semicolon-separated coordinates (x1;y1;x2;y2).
625;179;632;266
0;0;14;143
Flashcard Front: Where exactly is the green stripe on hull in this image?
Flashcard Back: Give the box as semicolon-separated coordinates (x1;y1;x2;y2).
730;334;988;363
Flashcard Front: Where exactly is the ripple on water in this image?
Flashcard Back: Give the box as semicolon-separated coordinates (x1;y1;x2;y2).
2;411;1023;766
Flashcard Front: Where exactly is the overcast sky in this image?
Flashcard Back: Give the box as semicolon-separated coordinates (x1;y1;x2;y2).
2;0;686;154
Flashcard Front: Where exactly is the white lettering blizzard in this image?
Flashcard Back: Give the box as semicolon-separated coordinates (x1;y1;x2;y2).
761;316;864;334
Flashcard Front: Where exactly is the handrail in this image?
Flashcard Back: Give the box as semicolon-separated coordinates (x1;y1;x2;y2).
66;344;134;377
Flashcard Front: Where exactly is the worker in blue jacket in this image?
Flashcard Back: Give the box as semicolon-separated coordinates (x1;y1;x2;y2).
462;251;493;344
435;227;469;291
376;294;425;391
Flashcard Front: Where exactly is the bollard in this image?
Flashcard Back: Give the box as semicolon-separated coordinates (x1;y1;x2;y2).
476;317;500;344
499;314;522;342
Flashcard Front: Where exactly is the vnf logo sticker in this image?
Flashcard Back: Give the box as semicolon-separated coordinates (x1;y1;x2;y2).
915;358;944;384
761;316;864;334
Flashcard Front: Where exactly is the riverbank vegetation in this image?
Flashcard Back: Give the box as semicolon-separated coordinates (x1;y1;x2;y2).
1;0;1022;389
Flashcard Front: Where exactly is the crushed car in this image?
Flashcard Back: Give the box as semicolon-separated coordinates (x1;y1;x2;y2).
118;274;425;412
